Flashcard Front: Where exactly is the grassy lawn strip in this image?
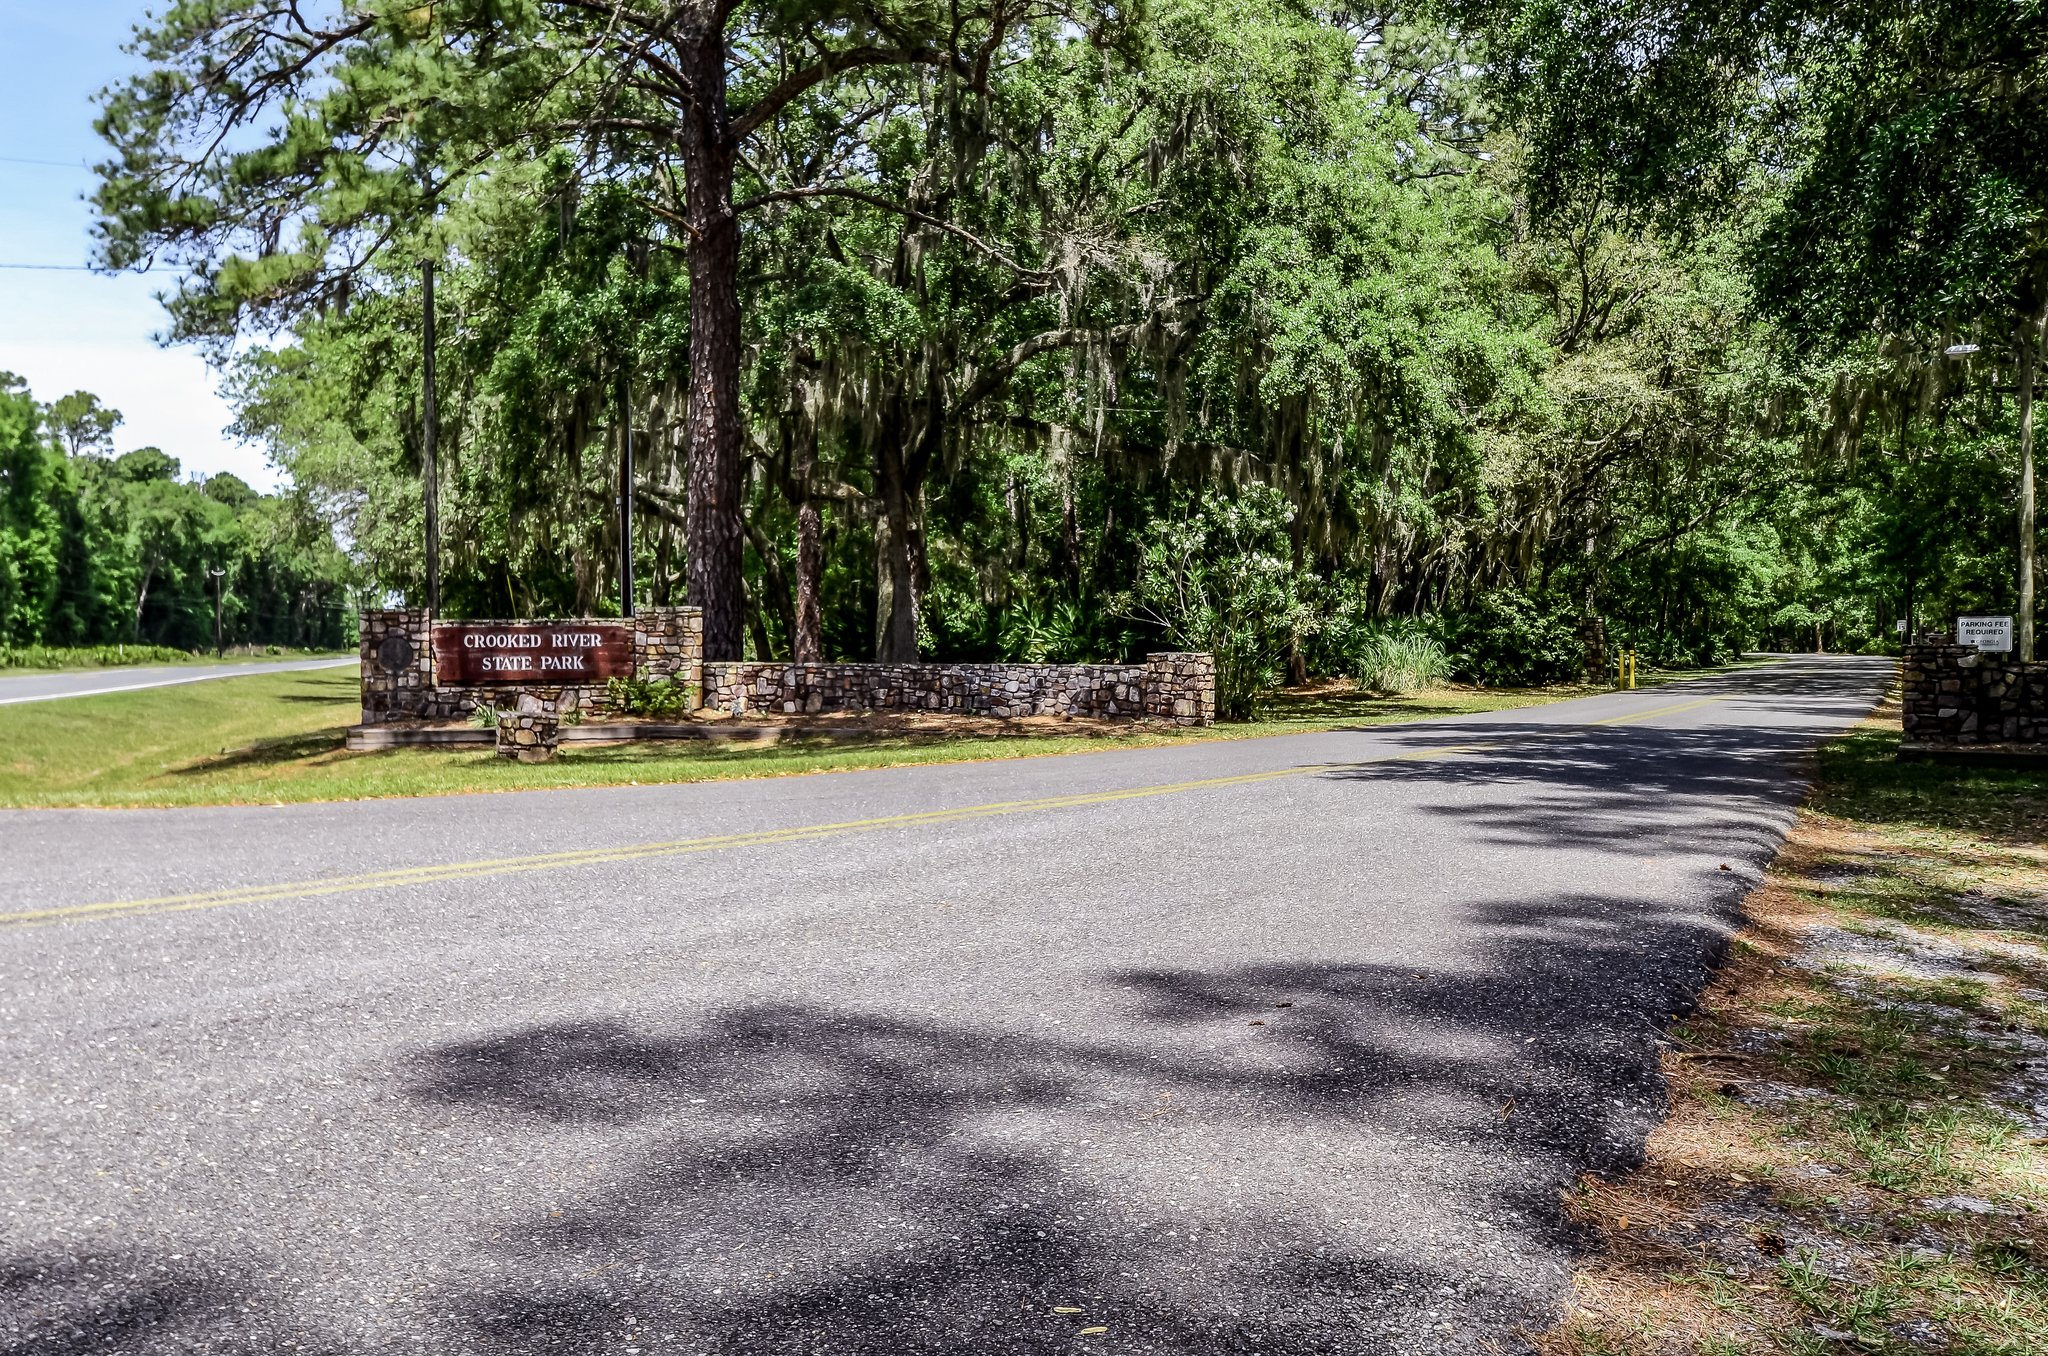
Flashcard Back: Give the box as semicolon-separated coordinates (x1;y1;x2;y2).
1539;699;2048;1356
0;663;1660;808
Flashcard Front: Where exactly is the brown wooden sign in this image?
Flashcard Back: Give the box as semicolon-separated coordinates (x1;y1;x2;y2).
431;621;632;685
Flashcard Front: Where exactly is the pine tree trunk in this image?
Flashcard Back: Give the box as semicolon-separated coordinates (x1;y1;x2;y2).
680;23;745;660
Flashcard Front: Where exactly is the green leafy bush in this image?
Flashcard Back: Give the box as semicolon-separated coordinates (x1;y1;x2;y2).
999;599;1090;664
1442;588;1584;687
0;643;195;671
605;676;696;718
1118;487;1315;720
1353;631;1452;693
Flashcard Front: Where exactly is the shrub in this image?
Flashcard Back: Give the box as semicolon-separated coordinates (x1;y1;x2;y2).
999;599;1089;664
605;675;696;718
1117;487;1315;720
1354;631;1452;693
0;643;193;670
1442;587;1584;687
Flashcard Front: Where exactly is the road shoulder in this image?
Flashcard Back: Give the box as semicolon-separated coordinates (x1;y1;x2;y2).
1535;702;2048;1355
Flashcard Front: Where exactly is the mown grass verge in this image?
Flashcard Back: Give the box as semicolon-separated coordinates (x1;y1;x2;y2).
1539;700;2048;1356
0;664;1655;808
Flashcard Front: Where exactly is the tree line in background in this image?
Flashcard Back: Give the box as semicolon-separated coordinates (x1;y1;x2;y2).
0;376;353;654
76;0;2044;712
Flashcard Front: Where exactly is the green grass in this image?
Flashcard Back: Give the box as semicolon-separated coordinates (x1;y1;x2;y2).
1540;697;2048;1356
0;664;1633;808
1813;722;2048;842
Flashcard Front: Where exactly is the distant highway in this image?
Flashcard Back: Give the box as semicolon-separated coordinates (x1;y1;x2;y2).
0;655;356;705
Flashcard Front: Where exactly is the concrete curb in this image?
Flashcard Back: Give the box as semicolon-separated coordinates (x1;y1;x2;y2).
344;722;805;752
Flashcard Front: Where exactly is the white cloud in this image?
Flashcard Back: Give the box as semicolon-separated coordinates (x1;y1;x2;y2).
0;266;279;491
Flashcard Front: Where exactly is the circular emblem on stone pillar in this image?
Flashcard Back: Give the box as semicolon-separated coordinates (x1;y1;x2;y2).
377;632;417;674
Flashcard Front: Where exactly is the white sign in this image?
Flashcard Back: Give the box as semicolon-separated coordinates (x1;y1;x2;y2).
1957;615;2014;652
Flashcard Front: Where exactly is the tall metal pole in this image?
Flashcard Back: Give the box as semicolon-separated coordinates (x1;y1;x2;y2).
208;565;226;656
2019;300;2048;663
421;260;441;617
618;368;635;618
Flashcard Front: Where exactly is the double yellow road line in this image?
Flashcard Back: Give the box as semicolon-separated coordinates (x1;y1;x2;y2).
2;692;1726;933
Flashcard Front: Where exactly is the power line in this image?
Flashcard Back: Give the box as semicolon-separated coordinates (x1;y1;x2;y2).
0;263;165;272
0;154;90;168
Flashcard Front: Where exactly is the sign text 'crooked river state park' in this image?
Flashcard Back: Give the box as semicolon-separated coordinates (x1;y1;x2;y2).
430;622;633;684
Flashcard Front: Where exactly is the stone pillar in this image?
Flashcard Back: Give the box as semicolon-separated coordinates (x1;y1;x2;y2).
1902;643;1974;744
359;609;434;724
631;606;705;703
1144;652;1217;727
494;689;561;763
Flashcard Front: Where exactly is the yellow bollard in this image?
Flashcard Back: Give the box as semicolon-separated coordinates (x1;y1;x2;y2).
1627;650;1638;689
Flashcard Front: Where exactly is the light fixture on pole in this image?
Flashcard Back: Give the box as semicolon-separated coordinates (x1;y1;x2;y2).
208;565;227;656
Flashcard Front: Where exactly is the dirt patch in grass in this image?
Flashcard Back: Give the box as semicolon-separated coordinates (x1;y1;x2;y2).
1534;700;2048;1356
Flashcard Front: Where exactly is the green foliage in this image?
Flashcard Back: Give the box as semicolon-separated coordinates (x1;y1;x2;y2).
41;390;121;458
998;600;1091;665
604;676;696;719
1352;631;1453;694
0;371;355;653
0;644;196;671
1443;587;1584;688
1119;488;1314;719
82;0;2037;698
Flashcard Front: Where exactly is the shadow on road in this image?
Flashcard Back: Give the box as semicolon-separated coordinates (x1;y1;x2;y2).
5;884;1728;1353
392;888;1721;1355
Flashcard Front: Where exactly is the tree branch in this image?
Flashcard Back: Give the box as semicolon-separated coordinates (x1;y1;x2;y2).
736;183;1049;279
730;45;953;141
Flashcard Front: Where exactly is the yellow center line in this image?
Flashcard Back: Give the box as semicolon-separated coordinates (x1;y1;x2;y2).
1590;693;1729;726
4;693;1728;933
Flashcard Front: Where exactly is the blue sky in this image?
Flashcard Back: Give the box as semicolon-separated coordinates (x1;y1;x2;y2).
1;1;277;488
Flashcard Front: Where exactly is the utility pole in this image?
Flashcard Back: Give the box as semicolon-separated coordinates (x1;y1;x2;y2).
618;367;635;618
208;565;226;656
2009;298;2048;662
421;259;441;617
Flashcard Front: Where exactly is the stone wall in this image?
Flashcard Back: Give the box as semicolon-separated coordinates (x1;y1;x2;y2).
1902;642;2048;746
1141;651;1217;726
700;651;1217;726
359;607;703;724
359;609;1213;728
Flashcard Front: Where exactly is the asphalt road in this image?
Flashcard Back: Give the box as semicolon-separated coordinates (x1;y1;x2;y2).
0;657;358;706
0;656;1888;1355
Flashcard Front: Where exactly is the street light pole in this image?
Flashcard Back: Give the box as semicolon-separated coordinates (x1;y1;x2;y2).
2017;306;2048;663
208;565;226;657
421;259;441;617
618;368;634;619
